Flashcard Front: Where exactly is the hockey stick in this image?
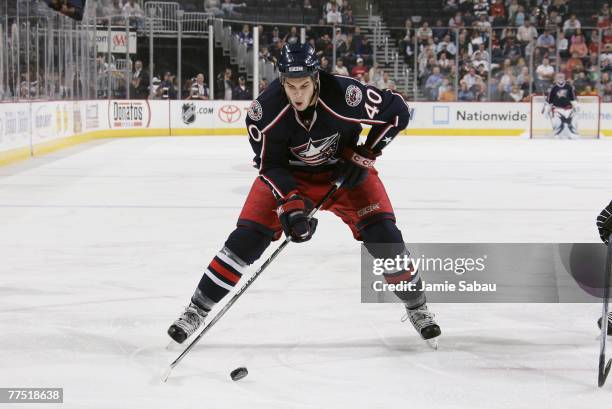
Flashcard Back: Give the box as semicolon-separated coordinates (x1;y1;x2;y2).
161;176;345;382
598;233;612;387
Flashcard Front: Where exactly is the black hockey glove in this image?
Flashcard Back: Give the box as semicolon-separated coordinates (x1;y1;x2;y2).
337;146;380;189
276;193;318;243
597;201;612;245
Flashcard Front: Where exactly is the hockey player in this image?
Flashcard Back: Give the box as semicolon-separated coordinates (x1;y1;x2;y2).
597;201;612;335
167;42;441;345
544;72;580;139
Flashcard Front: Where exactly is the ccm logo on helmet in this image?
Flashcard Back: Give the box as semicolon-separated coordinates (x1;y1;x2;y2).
289;66;305;72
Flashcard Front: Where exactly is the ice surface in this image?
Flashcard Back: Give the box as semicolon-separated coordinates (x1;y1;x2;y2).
1;136;612;408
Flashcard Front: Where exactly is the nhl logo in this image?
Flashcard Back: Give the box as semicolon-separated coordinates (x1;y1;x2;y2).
345;85;362;107
248;100;263;121
182;103;196;125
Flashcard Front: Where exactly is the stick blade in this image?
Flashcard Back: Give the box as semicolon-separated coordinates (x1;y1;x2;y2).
598;359;611;388
161;366;173;383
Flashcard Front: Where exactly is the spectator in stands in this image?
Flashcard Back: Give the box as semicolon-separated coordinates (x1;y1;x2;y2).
507;0;520;23
536;29;555;59
461;66;479;89
320;56;332;73
131;60;149;99
205;0;224;17
504;37;522;63
356;37;373;65
333;58;349;76
377;71;396;90
222;0;246;18
425;66;444;100
569;29;588;59
580;85;597;96
588;30;600;56
490;0;506;25
98;0;123;25
190;73;210;100
343;8;354;25
352;26;364;52
438;52;453;74
286;26;300;44
508;84;524;102
314;34;331;58
232;76;252;100
573;71;589;94
557;31;569;59
517;20;538;47
436;34;457;58
351;57;368;78
444;0;458;13
472;75;487;100
239;25;254;49
326;3;342;24
417;22;433;44
472;50;489;73
159;72;177;100
535;57;554;92
368;62;383;85
122;0;144;29
468;30;484;56
563;14;581;37
432;19;447;43
448;12;463;29
458;80;475;101
215;68;234;100
566;51;585;78
438;78;455;101
473;0;490;18
499;67;515;94
515;4;527;26
602;56;612;74
476;14;491;38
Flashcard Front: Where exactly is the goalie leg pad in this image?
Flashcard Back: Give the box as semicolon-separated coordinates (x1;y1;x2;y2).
361;219;426;308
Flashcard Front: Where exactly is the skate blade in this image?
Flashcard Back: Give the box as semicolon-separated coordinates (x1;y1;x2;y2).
425;338;438;350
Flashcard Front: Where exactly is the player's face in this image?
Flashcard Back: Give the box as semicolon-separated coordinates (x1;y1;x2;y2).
283;77;316;111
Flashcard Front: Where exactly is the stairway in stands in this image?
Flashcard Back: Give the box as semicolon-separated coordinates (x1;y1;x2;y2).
354;4;421;100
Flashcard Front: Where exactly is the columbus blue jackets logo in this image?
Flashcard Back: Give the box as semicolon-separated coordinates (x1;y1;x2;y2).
182;103;196;125
248;100;263;121
345;85;362;107
556;89;568;98
290;133;340;165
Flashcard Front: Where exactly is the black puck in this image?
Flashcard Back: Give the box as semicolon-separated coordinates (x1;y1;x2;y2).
230;367;248;381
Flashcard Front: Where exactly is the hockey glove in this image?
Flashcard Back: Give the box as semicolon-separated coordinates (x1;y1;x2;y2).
337;146;380;189
277;193;318;243
597;201;612;245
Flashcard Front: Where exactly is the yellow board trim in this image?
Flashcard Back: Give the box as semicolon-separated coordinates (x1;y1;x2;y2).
0;146;32;167
1;126;609;168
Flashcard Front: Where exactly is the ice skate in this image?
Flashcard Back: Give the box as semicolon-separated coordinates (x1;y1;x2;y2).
403;303;441;349
167;302;209;344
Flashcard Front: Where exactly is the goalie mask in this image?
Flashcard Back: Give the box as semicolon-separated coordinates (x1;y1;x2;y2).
555;72;566;86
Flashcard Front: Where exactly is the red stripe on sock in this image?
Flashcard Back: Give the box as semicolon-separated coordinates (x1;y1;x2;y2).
383;268;416;285
209;259;241;284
